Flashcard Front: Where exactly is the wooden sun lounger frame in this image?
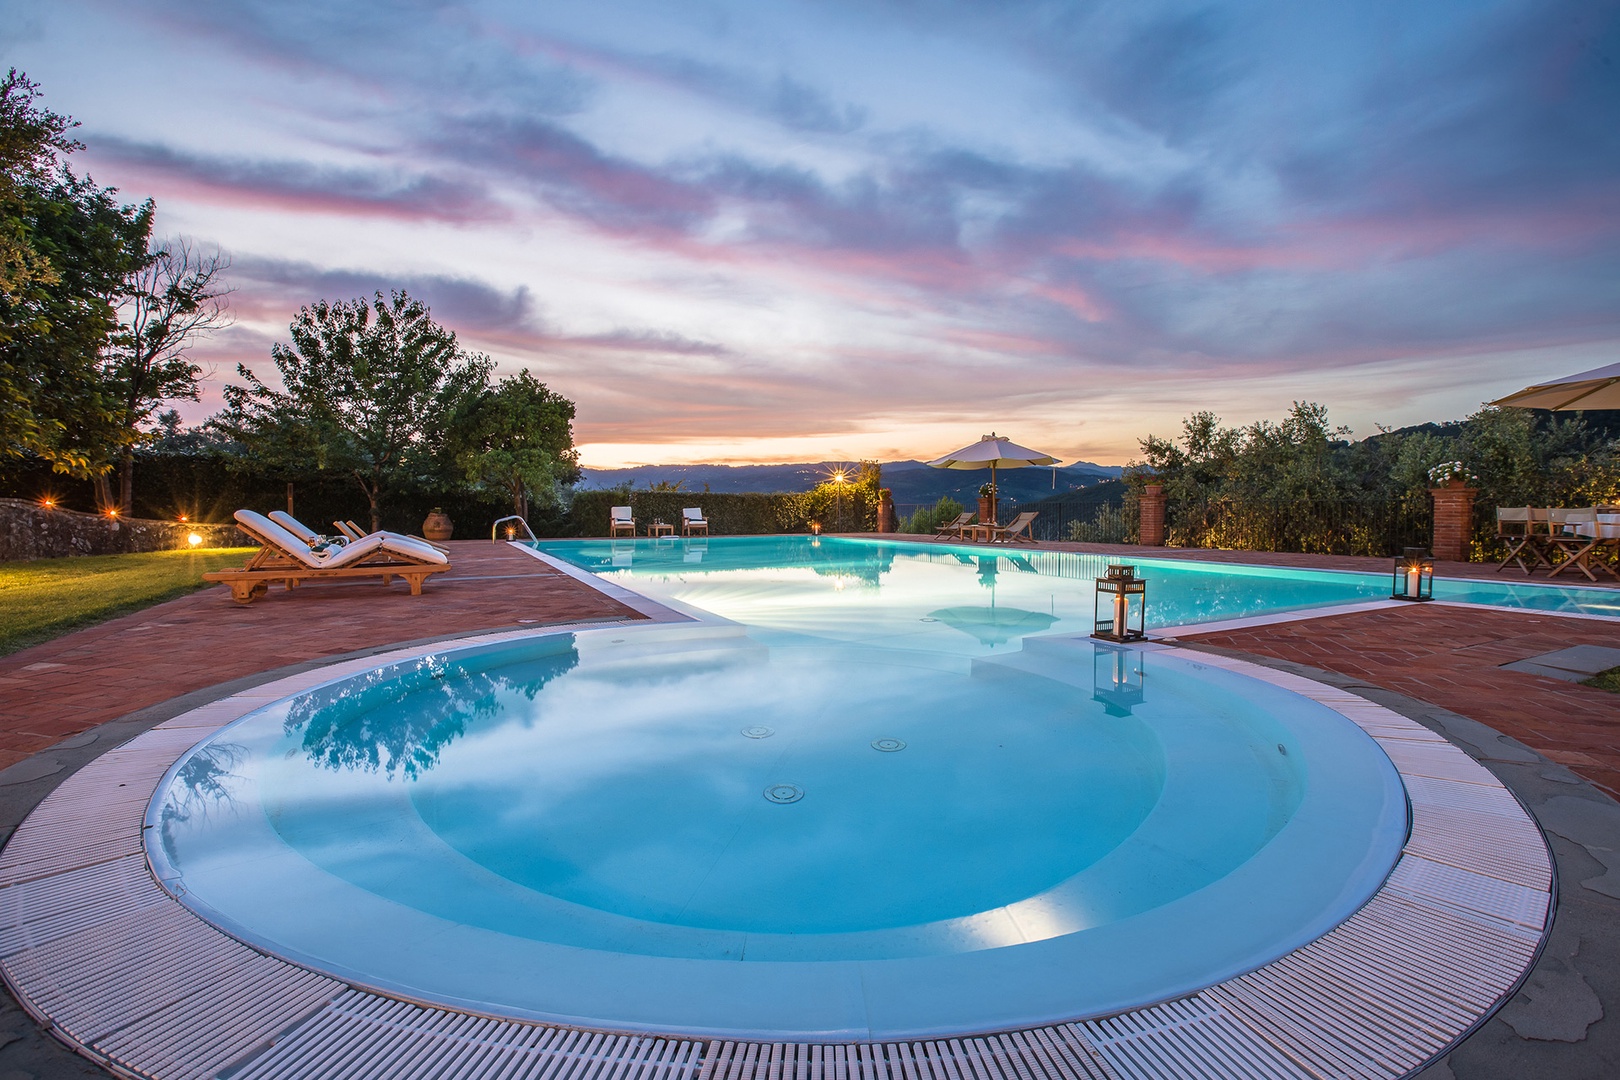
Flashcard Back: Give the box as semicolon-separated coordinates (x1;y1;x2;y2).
988;511;1038;544
204;526;450;605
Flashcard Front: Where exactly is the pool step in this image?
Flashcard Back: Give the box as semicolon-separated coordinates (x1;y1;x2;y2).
573;622;769;674
969;634;1105;691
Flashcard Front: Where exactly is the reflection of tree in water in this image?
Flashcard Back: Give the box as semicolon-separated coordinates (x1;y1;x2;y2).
160;742;248;833
804;542;897;588
286;646;580;780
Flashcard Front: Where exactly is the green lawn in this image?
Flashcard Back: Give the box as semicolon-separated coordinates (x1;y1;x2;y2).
0;548;257;657
1585;667;1620;694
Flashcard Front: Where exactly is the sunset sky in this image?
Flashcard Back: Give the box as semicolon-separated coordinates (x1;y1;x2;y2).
6;0;1617;467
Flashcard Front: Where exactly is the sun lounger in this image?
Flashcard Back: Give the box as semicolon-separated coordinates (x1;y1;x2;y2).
988;511;1038;544
322;517;450;554
610;506;636;537
268;510;353;551
203;509;450;604
682;507;709;536
932;512;973;540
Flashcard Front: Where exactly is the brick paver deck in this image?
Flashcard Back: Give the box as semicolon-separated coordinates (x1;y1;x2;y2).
0;541;641;770
1183;604;1620;799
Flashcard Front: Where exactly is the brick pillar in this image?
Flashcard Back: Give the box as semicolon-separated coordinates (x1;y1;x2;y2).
1429;483;1477;563
1139;484;1166;546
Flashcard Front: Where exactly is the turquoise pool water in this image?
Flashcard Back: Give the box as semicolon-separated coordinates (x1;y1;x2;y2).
148;535;1453;1037
539;535;1620;631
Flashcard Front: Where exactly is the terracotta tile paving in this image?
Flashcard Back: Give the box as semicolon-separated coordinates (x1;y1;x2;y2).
1;534;1617;803
1182;604;1620;799
0;541;641;770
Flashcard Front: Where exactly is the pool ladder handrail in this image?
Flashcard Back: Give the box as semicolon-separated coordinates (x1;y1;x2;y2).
492;515;538;542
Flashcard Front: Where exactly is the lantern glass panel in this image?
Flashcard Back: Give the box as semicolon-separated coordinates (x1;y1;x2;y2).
1391;547;1434;601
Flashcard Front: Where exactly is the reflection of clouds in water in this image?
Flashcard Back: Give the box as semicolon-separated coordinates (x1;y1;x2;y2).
421;653;828;824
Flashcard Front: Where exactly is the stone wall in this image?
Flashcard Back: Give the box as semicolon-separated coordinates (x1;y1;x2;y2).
0;499;249;562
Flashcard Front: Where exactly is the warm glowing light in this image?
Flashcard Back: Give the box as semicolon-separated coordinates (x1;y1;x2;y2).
105;508;119;518
187;532;204;547
506;526;516;539
40;498;55;509
178;514;188;522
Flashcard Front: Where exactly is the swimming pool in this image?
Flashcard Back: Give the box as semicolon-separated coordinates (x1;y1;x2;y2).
540;534;1620;638
143;536;1441;1038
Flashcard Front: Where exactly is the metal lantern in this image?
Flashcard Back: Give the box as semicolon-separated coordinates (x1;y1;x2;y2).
1391;546;1434;602
1093;644;1145;716
1093;564;1147;642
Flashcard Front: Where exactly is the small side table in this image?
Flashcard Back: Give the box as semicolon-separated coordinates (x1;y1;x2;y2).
648;522;675;538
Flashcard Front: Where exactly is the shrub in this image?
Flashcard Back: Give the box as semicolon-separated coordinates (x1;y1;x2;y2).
900;496;965;534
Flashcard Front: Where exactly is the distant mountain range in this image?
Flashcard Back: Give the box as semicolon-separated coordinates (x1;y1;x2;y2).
578;459;1123;507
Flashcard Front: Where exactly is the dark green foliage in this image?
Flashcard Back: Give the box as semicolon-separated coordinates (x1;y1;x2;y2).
215;291;493;531
899;496;966;534
448;370;580;518
1136;403;1620;557
0;72;152;478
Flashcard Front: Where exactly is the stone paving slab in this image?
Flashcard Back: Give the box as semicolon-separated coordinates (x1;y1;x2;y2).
1501;645;1620;682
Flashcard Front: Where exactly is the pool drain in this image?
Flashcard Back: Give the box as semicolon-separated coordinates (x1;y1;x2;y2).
764;783;803;804
741;725;775;739
871;738;906;752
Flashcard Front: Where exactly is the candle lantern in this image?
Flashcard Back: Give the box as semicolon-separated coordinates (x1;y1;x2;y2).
1391;546;1434;602
1093;564;1147;642
1093;645;1145;716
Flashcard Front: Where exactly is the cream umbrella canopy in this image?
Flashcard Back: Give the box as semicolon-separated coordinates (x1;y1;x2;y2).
1489;361;1620;411
927;433;1062;524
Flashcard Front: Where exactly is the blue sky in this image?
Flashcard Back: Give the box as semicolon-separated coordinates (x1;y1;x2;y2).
6;0;1618;466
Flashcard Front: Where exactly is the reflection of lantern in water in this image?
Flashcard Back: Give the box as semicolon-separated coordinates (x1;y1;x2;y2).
1092;645;1145;716
1093;564;1147;642
1391;547;1434;602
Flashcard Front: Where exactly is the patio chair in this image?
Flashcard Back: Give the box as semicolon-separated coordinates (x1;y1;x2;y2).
610;505;636;537
988;511;1038;544
682;507;709;536
1494;507;1552;575
203;509;450;605
932;511;973;541
1549;508;1616;581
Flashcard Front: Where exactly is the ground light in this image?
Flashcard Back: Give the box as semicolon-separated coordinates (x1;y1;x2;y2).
188;533;204;548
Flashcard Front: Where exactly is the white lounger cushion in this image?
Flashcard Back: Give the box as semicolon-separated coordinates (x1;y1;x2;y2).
267;510;322;544
683;507;706;523
611;506;633;522
235;510;447;568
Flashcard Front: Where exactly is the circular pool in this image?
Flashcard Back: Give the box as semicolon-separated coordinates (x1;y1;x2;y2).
148;625;1407;1038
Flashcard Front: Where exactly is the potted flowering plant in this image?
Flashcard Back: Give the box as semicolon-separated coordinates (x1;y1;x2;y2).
977;482;998;525
1426;461;1480;488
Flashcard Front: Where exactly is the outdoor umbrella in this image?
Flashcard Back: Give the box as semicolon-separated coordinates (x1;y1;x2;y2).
1489;360;1620;411
927;433;1061;523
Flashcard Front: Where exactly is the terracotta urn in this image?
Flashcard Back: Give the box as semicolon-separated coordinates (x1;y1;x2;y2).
876;490;896;532
977;495;998;526
422;508;453;541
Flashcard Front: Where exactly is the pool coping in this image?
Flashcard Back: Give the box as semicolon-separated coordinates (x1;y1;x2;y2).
0;590;1557;1078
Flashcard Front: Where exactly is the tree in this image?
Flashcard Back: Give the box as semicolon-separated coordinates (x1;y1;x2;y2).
0;68;78;301
450;370;580;519
217;291;493;530
0;70;151;480
106;239;232;512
